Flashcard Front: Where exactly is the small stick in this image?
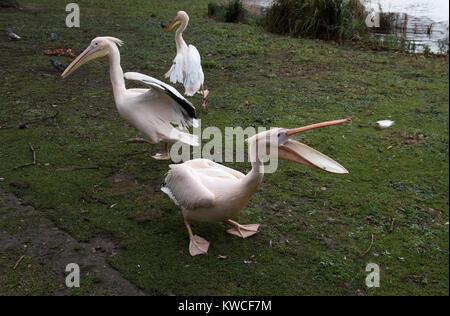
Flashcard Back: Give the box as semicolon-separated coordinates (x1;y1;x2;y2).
56;166;101;172
389;218;396;233
14;143;37;170
126;137;153;145
360;234;374;257
13;255;25;270
1;110;59;130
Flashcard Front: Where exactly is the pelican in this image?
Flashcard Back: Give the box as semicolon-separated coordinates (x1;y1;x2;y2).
161;118;352;256
61;37;199;160
164;11;209;109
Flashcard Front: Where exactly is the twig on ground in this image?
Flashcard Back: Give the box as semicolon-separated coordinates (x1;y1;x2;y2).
14;143;37;170
360;234;375;257
55;166;101;172
389;218;396;233
13;255;25;270
0;110;59;130
126;137;153;145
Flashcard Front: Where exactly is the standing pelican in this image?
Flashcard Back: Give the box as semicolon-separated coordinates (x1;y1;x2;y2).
164;11;209;109
161;118;352;256
61;37;198;160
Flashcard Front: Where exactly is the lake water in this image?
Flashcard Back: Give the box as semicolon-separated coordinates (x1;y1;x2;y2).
363;0;449;53
241;0;449;53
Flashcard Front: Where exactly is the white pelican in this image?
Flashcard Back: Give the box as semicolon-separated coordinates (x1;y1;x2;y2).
161;118;352;256
61;36;199;160
164;11;209;109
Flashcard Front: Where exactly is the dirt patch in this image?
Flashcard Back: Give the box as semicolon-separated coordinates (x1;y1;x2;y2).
0;189;144;295
387;131;426;146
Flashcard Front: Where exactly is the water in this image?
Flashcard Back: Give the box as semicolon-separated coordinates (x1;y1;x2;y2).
241;0;449;53
363;0;449;53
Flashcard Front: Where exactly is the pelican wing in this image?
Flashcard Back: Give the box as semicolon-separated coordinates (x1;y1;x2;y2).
162;162;216;210
165;53;184;85
124;72;197;120
181;159;245;180
183;45;203;96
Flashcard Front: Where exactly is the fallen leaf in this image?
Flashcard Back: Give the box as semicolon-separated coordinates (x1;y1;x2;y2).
218;255;227;259
0;177;5;181
320;187;327;191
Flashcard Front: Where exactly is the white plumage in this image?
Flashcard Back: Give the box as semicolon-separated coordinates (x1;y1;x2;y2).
161;119;352;256
61;37;198;159
166;44;204;96
164;11;208;108
374;120;395;130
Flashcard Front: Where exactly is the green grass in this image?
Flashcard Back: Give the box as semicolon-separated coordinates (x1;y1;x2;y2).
0;249;59;296
0;0;448;295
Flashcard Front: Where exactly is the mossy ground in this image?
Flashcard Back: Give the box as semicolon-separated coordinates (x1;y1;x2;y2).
0;0;448;295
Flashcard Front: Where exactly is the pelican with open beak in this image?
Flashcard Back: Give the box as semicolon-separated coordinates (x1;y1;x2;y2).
61;36;199;160
161;118;352;256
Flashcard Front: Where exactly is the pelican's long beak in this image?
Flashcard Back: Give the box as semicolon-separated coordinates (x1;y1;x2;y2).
61;44;102;78
164;19;181;33
278;118;352;174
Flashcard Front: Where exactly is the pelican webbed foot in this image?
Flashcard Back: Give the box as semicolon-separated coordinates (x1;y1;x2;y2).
189;235;210;256
151;143;171;161
184;219;209;256
198;87;209;110
151;153;171;160
224;219;260;238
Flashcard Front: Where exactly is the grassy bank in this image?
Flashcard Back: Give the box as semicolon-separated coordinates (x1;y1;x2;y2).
0;0;448;295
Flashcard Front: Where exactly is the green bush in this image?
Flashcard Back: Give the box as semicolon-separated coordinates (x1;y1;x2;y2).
264;0;368;41
224;0;246;23
208;1;247;23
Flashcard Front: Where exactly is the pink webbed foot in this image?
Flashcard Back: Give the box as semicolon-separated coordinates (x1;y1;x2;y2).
225;221;260;239
201;90;209;110
189;235;210;256
151;153;171;161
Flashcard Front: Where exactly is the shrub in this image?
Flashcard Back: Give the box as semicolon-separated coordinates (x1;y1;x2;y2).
208;1;247;23
264;0;368;41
